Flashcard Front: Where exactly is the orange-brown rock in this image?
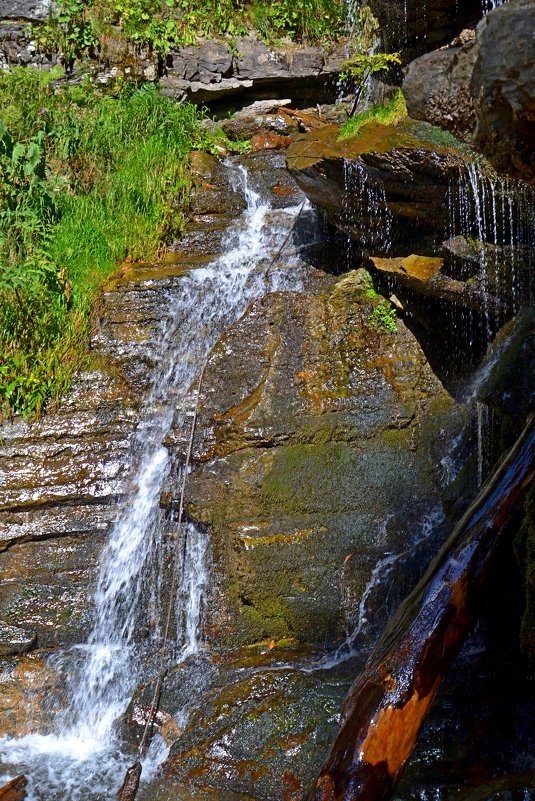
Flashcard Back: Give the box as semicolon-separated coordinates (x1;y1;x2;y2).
0;775;27;801
369;253;504;318
250;132;292;151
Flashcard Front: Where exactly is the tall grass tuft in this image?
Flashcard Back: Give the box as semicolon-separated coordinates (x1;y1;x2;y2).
0;71;206;416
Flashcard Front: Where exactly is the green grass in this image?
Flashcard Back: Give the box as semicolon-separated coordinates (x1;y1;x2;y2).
339;88;407;140
0;69;218;416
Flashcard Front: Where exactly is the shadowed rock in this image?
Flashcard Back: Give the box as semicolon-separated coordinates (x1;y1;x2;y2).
367;0;483;61
403;0;535;183
161;38;347;106
305;414;535;801
287;118;471;255
369;252;505;318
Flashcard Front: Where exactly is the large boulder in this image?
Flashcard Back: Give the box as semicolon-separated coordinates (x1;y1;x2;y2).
471;0;535;182
0;371;138;648
403;38;478;141
184;268;455;650
403;0;535;183
161;650;354;801
286;118;471;255
125;264;464;799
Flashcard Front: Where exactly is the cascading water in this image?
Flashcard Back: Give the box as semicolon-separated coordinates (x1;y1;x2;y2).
0;163;309;800
450;159;535;329
317;505;445;670
449;159;535;484
342;160;392;258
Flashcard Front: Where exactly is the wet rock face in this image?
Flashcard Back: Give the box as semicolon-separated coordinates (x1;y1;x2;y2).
161;650;353;801
186;269;453;649
93;152;248;392
287;118;534;333
0;653;64;738
367;0;483;61
286;118;470;255
0;372;138;649
403;0;535;183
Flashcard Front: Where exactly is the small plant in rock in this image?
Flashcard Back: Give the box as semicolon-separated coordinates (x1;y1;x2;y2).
341;51;401;116
368;299;397;334
37;0;97;69
339;88;407;139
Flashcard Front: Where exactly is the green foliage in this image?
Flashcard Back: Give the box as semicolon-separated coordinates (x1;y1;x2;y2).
250;0;345;43
368;298;397;334
36;0;97;67
0;71;210;416
35;0;346;56
341;51;402;116
339;88;407;139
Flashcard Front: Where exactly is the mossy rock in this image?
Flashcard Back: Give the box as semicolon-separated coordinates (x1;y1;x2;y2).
184;270;456;650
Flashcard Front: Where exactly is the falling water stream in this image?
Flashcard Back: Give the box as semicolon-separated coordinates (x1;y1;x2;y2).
449;160;535;485
0;163;309;800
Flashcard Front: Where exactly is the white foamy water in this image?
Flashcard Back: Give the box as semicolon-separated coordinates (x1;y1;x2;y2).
0;163;309;799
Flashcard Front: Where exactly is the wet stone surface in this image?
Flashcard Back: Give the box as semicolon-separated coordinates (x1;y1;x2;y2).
182;266;456;651
0;370;139;657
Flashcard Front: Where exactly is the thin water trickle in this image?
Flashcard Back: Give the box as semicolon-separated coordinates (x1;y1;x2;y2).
448;160;534;484
449;159;535;347
0;162;309;800
314;505;445;671
481;0;508;12
342;160;392;256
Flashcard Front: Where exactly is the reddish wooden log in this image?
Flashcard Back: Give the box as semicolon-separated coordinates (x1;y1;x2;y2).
116;761;141;801
0;775;27;801
307;414;535;801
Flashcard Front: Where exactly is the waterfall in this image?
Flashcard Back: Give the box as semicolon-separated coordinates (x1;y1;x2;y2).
0;162;308;800
449;160;535;333
448;160;534;485
342;160;392;256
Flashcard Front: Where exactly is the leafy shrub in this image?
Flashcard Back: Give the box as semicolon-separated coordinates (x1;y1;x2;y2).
36;0;97;68
250;0;345;43
340;51;402;115
35;0;346;56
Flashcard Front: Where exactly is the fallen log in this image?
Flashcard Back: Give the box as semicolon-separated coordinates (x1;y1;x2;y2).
116;761;142;801
0;775;27;801
307;413;535;801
